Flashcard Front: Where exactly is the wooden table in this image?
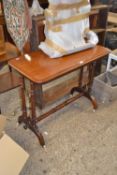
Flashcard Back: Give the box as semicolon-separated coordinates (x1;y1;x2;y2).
9;45;110;147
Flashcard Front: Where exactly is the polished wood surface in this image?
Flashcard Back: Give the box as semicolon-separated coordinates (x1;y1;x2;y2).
9;45;110;84
0;42;20;63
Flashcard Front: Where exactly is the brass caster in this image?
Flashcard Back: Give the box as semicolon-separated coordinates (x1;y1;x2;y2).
43;145;47;152
44;131;48;136
93;109;96;112
16;122;19;127
15;122;20;129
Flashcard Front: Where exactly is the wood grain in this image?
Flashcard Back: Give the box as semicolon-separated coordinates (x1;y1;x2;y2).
9;45;110;84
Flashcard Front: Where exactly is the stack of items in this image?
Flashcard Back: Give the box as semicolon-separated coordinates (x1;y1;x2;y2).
39;0;98;58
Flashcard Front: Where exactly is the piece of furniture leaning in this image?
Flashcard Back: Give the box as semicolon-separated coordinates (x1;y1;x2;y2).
90;4;109;74
0;72;26;115
0;42;23;114
90;4;109;45
9;45;110;147
30;15;45;51
0;42;20;64
106;12;117;33
0;42;20;73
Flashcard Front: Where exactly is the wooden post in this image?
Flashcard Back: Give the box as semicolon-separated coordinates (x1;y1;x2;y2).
0;25;6;55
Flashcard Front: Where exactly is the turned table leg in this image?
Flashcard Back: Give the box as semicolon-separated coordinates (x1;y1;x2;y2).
18;77;28;124
85;62;98;109
18;77;45;147
18;78;45;147
29;81;45;147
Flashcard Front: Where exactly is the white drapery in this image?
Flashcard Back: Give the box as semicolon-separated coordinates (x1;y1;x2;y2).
39;0;98;58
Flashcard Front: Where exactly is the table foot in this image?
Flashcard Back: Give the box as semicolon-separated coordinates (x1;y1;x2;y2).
83;92;98;109
18;115;45;147
29;123;45;147
18;115;26;124
70;86;97;109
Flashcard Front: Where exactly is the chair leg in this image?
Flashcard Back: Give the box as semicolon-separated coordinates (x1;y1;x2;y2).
0;108;1;114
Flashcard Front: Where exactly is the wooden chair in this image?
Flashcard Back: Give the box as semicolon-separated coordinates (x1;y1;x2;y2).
0;41;22;114
0;72;23;114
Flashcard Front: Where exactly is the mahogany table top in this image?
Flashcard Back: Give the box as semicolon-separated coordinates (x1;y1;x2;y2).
9;45;110;84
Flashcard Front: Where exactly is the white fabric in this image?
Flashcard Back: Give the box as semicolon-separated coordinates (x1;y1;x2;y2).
39;0;98;58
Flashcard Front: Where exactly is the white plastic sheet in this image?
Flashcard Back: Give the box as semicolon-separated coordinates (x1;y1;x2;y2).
39;0;98;58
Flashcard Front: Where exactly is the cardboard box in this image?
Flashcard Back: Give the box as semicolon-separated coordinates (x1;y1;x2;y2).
0;115;29;175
